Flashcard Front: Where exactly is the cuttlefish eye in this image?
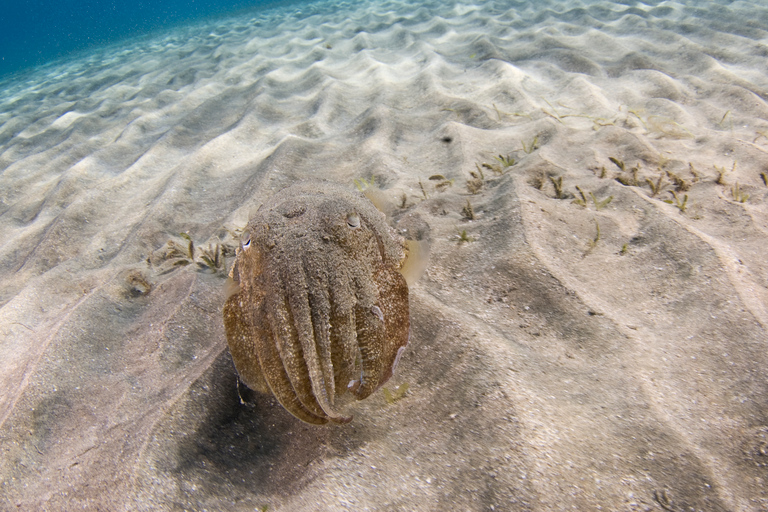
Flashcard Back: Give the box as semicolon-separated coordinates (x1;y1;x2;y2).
346;212;360;228
242;233;251;250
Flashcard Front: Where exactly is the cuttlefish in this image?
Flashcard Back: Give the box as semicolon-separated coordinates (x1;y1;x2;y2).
223;182;412;424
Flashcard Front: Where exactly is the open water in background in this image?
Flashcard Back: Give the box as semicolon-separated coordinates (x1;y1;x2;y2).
0;0;303;78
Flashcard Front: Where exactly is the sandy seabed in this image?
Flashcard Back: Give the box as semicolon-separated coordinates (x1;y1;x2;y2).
1;0;768;510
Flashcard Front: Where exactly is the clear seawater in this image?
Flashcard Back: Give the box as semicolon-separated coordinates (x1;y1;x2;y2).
0;0;301;78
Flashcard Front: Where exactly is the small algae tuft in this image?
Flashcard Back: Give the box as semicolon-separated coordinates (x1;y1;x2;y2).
584;218;601;256
462;199;475;220
715;161;736;186
590;192;613;210
383;382;410;404
666;171;690;192
157;233;232;275
611;158;641;187
549;176;564;199
521;135;539;154
541;98;564;124
718;110;733;131
646;173;667;197
494;154;516;168
419;179;429;200
646;115;694;139
198;243;223;271
429;174;454;192
481;162;504;175
179;232;195;259
492;103;503;121
663;191;688;212
609;157;626;173
474;163;485;180
455;228;474;244
731;182;749;203
592;219;601;245
627;108;647;129
354;176;377;192
688;162;701;183
491;103;533;121
573;186;588;207
573;186;611;210
467;168;483;195
590;117;616;130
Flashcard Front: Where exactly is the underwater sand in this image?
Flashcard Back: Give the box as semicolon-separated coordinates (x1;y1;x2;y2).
1;0;768;509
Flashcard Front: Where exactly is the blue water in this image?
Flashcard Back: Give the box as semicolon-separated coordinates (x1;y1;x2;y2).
0;0;300;78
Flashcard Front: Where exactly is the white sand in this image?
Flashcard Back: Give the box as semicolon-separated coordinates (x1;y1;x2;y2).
1;0;768;509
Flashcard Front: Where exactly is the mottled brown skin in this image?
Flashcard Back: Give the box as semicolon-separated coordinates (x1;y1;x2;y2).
223;182;410;424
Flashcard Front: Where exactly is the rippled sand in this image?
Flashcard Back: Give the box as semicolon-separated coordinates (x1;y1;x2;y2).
1;0;768;509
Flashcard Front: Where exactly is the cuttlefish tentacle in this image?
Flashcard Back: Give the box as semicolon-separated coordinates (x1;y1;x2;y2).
305;259;344;408
255;291;328;425
327;267;360;396
264;268;328;421
222;292;270;394
286;256;352;423
350;265;389;399
372;265;410;384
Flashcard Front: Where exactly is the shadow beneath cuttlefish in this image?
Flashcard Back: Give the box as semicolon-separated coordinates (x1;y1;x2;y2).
151;350;371;506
